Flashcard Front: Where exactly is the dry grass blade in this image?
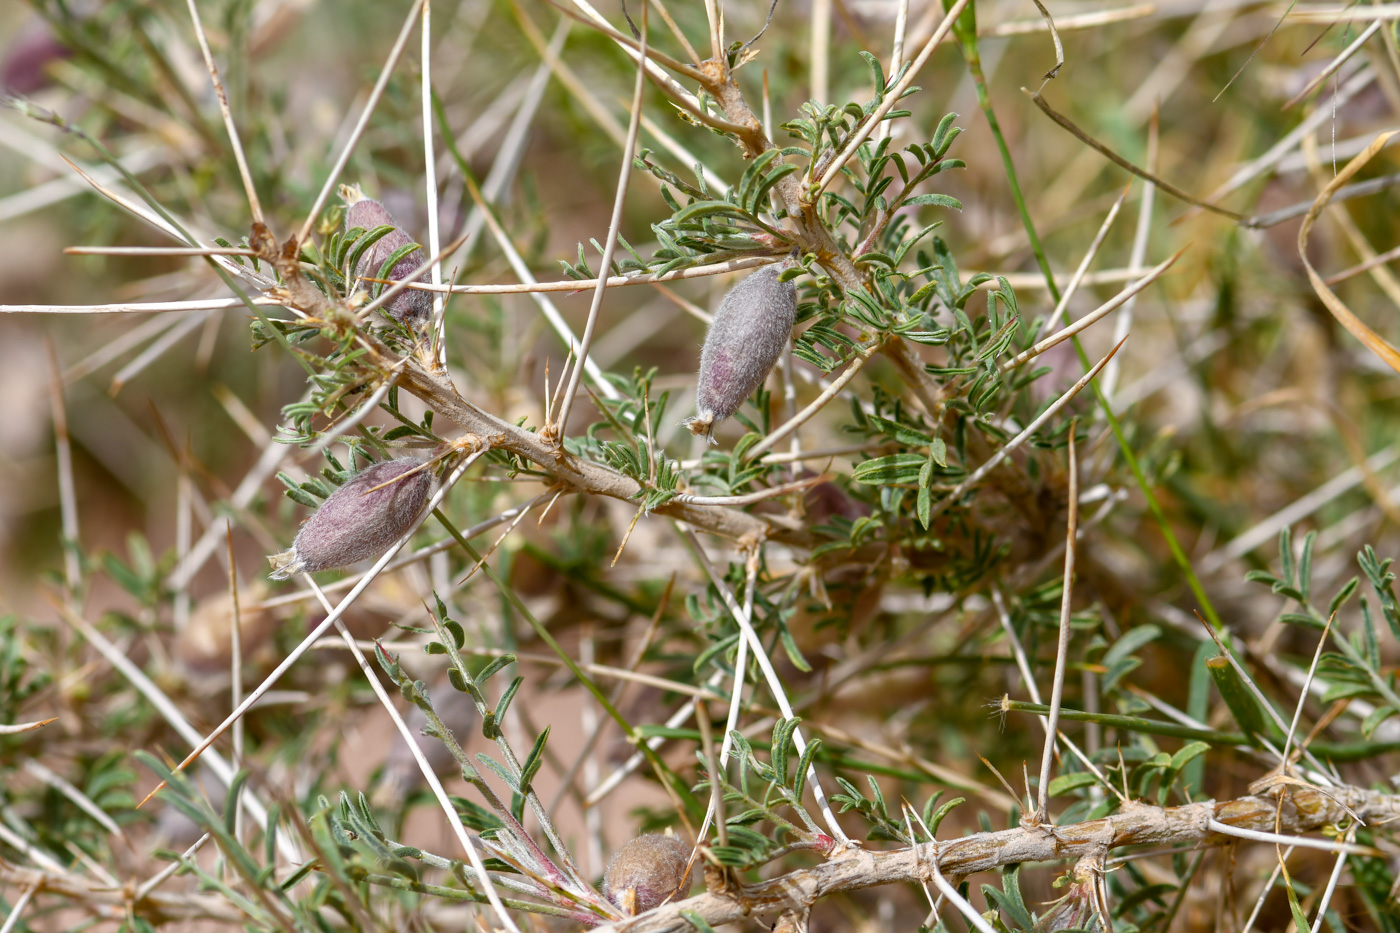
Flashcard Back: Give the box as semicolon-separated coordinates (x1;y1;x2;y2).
1027;90;1244;221
1284;20;1382;109
1004;247;1184;372
815;0;971;194
1297;131;1400;374
0;718;58;735
553;2;647;436
295;0;425;243
928;337;1125;527
1028;0;1064;79
304;577;523;932
1035;426;1077;820
183;0;263;224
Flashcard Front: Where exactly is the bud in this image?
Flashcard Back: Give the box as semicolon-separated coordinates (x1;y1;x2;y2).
342;188;433;326
602;833;691;916
268;458;432;579
1034;857;1102;932
684;264;796;443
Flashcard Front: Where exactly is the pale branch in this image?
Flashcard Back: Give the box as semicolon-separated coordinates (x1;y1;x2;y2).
591;783;1400;933
0;862;244;924
393;353;809;547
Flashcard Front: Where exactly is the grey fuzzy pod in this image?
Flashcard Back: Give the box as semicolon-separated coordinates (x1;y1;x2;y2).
267;458;432;580
602;834;691;916
346;197;433;326
684;265;796;443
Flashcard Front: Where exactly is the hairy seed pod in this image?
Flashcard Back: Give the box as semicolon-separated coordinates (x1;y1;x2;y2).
267;458;432;579
343;190;433;325
684;264;796;443
602;833;691;916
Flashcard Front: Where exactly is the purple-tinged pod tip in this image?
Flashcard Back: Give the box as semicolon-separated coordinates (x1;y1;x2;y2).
684;264;796;444
268;458;433;579
340;187;433;326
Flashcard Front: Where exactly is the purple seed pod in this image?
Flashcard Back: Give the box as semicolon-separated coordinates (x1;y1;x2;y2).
602;833;691;916
344;195;433;326
684;264;796;443
267;458;432;579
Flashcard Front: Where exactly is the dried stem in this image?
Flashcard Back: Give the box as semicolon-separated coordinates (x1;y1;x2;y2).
1035;425;1078;820
553;2;647;437
588;782;1394;933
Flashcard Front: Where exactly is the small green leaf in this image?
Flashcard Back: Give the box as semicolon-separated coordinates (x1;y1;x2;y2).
1047;772;1099;796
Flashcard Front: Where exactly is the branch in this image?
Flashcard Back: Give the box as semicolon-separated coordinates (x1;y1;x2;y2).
248;223;805;548
393;355;809;547
590;783;1400;932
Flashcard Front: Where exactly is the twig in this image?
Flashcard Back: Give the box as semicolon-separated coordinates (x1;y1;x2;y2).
680;526;848;844
1203;819;1367;854
1309;827;1354;932
63;245;257;256
1026;89;1244;221
1282;615;1335;766
1035;425;1078;819
421;0;447;369
926;841;999;933
879;0;910;143
411;255;778;295
295;0;426;244
671;475;830;506
815;0;971;194
553;2;647;436
2;297;283;314
926;338;1124;527
587;785;1397;933
1241;849;1292;933
694;555;755;846
304;577;521;932
183;0;263;224
1003;248;1184;372
744;342;881;461
0;718;57;735
1025;185;1128;346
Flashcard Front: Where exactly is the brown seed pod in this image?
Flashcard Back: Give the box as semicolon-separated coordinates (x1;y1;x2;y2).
267;458;432;579
602;833;691;916
684;264;796;444
341;187;433;326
